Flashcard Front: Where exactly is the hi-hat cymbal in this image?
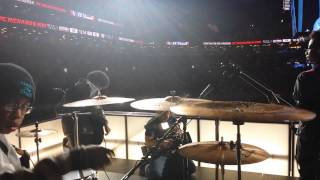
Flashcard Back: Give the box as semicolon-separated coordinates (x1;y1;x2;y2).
178;141;269;165
170;101;316;122
63;95;135;108
16;129;57;138
131;96;213;111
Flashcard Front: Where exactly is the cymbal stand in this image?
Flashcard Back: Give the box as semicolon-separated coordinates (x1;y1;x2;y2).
239;69;297;176
221;164;225;180
198;83;221;180
217;138;227;180
72;112;80;148
182;116;188;180
34;121;41;162
239;71;292;106
170;91;188;180
72;112;85;179
222;62;293;106
121;116;187;180
233;119;244;180
215;119;220;180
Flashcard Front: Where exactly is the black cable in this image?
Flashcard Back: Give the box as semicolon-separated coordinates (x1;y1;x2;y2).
103;167;111;180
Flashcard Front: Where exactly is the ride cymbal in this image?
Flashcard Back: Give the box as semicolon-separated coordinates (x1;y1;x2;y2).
170;101;316;122
131;96;213;111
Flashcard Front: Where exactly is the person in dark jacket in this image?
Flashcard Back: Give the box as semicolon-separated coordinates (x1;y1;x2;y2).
61;70;111;147
293;31;320;180
142;111;195;180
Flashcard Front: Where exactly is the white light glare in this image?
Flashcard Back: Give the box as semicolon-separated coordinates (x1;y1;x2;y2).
161;122;170;130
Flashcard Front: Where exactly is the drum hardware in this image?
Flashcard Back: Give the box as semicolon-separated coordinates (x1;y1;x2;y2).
171;101;315;180
234;118;244;180
71;112;80;148
59;111;92;179
103;111;157;117
62;95;136;147
16;121;57;162
214;119;221;180
168;91;190;180
130;96;213;112
121;115;188;180
178;140;270;164
198;82;223;180
180;112;189;180
131;92;199;180
178;140;269;180
62;95;134;179
224;62;298;177
170;101;315;123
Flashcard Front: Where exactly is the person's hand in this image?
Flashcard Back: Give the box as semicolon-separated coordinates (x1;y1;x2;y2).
32;146;114;179
12;145;26;156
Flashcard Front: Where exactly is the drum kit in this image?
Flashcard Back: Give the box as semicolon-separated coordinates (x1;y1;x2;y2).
126;96;315;180
16;121;57;162
15;96;135;163
15;94;316;180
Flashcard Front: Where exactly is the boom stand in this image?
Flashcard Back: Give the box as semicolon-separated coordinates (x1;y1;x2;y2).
233;119;244;180
72;112;80;148
72;112;85;179
182;116;188;180
34;121;41;162
215;119;220;180
121;116;187;180
217;139;226;180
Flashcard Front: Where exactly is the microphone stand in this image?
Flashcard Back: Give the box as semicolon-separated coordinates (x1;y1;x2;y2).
181;116;188;180
199;83;213;99
239;71;293;106
238;76;271;103
221;63;296;180
121;116;187;180
34;121;40;163
238;70;297;177
198;83;220;180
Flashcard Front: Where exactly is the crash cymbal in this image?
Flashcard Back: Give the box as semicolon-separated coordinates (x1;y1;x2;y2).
170;101;316;122
63;95;135;108
16;129;57;138
131;96;213;111
178;141;269;165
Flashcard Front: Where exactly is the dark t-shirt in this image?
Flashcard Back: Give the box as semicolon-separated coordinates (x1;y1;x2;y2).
293;67;320;116
61;78;105;146
144;115;195;179
293;67;320;133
